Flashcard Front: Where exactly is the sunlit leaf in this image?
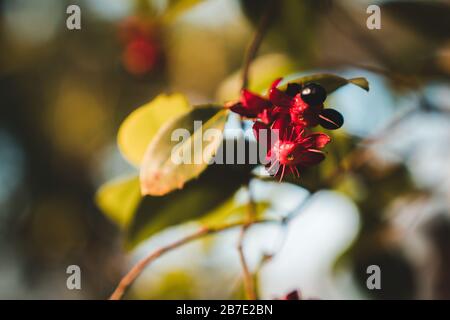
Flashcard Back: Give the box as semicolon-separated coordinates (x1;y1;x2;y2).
278;74;369;94
199;198;270;229
128;164;253;249
140;106;228;196
95;175;141;228
118;94;191;167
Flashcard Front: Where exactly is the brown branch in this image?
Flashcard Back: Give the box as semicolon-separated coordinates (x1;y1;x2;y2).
253;222;287;289
241;0;278;90
252;194;313;291
285;193;314;221
329;3;395;70
236;185;258;300
109;218;279;300
237;225;256;300
236;0;277;300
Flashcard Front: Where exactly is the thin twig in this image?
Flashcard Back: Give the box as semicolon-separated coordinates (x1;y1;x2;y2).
252;193;313;290
235;184;258;299
237;225;256;300
329;3;395;70
253;223;287;285
109;218;278;300
241;0;278;90
285;192;314;221
236;0;277;300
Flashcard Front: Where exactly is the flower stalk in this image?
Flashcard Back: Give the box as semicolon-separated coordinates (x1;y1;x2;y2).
109;218;279;300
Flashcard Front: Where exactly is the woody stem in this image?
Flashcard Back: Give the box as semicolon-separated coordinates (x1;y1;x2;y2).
109;218;279;300
238;0;277;300
241;0;278;91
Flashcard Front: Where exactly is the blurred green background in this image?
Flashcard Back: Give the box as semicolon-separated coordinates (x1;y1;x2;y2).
1;0;450;299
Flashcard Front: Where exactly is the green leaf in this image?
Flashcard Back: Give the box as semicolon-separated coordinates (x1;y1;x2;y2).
95;175;141;229
199;198;270;229
278;74;369;94
128;164;252;249
140;106;228;196
117;94;191;167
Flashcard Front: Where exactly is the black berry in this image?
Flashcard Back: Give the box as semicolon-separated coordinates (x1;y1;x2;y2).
318;108;344;130
301;83;327;105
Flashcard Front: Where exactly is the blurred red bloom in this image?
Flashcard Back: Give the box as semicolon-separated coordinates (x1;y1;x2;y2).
280;290;301;300
122;37;159;76
118;16;162;76
277;289;319;300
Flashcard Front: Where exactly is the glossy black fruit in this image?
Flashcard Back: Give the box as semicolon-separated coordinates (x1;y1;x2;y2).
301;83;327;105
319;108;344;130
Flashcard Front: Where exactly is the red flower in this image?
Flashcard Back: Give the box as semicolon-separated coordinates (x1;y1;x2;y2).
229;77;342;182
229;79;344;130
268;78;292;108
227;78;291;124
289;94;324;127
254;121;330;181
228;89;272;123
270;80;343;130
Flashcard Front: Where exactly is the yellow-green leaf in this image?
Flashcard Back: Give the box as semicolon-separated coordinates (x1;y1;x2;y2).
199;198;270;229
95;175;141;228
117;94;190;167
278;74;369;94
140;106;228;196
128;164;252;249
